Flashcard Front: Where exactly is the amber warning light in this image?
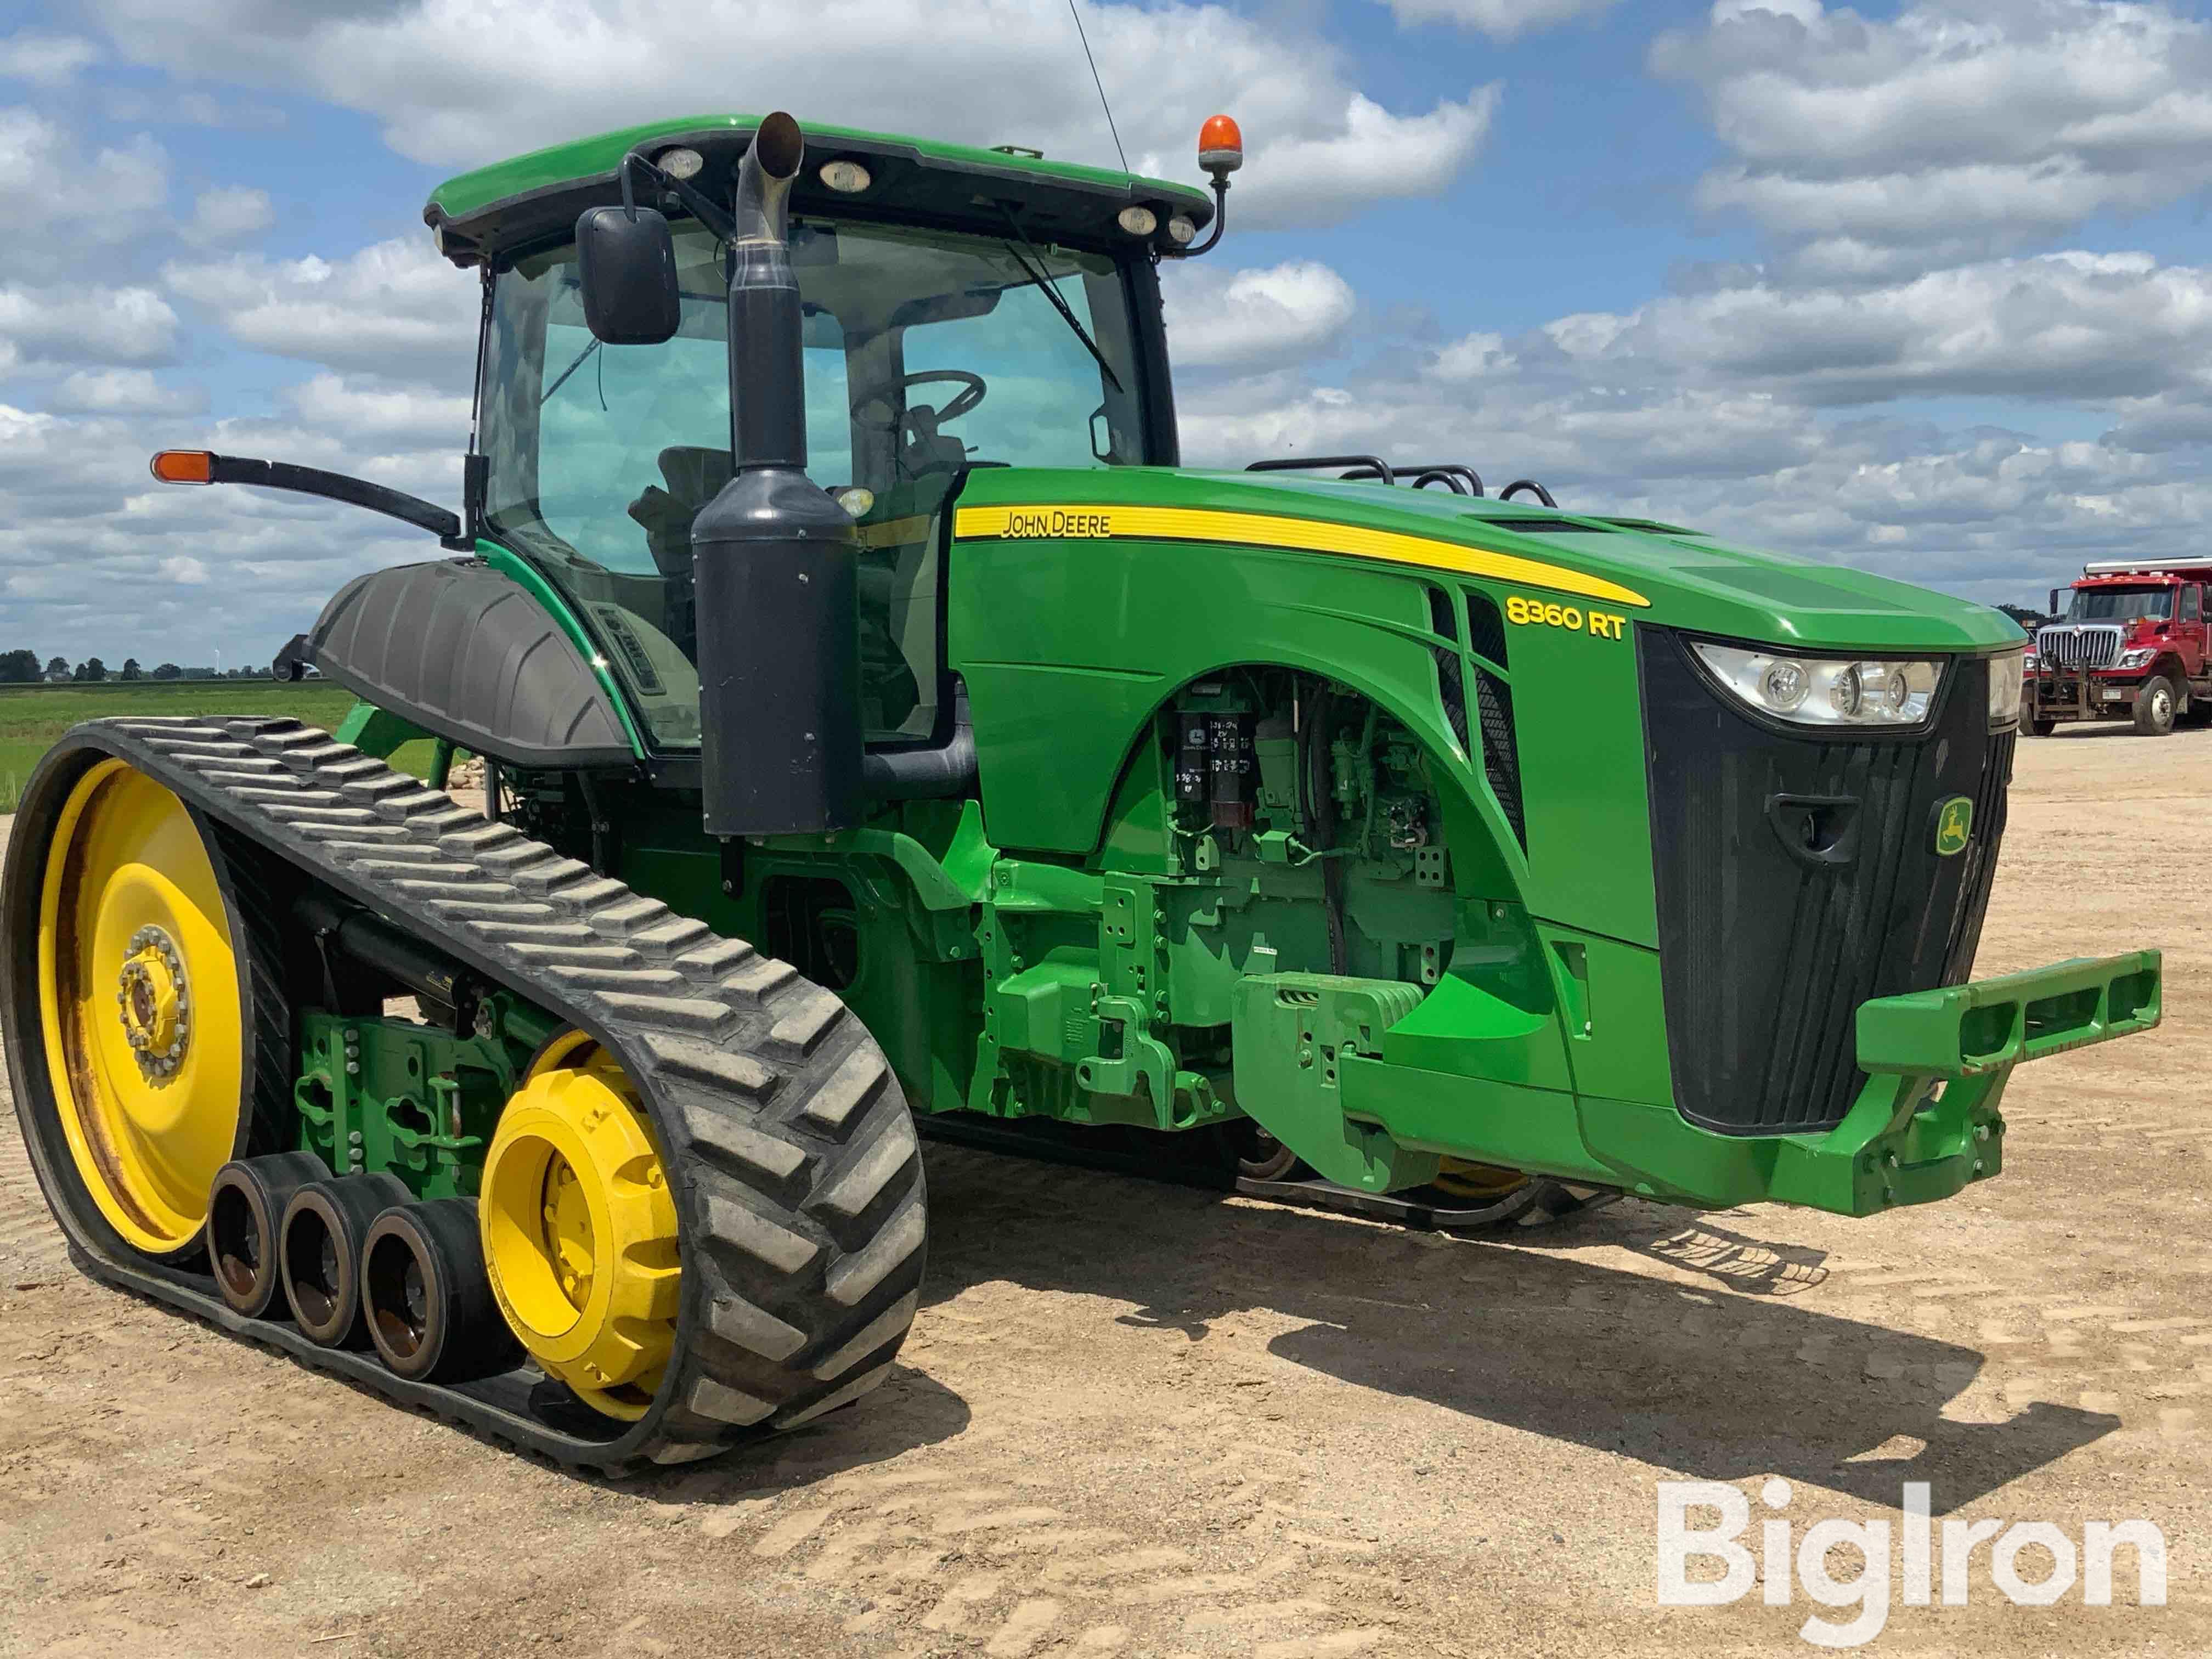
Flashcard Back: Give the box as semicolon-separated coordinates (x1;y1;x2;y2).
150;449;215;484
1199;115;1243;179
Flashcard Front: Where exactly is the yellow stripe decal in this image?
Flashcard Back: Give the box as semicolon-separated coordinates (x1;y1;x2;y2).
952;504;1651;609
854;514;935;551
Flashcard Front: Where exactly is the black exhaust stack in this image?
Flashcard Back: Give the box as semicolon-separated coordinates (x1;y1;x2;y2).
690;112;863;838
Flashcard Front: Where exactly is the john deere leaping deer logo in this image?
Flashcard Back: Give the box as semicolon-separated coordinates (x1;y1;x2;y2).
1934;796;1974;856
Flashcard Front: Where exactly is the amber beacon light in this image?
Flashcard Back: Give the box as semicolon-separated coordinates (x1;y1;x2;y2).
150;449;216;484
1198;114;1244;178
1173;114;1243;258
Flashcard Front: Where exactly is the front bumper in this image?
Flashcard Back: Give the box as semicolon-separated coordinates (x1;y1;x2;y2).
2030;669;2145;717
1341;951;2162;1218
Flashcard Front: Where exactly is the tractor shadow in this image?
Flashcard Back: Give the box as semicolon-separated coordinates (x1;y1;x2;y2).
914;1145;2114;1515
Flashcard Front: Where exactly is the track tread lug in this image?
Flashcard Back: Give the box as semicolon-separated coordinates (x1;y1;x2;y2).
674;938;758;979
723;957;799;1004
802;1048;893;1135
809;1291;919;1381
594;991;735;1036
768;987;845;1058
699;1186;821;1274
825;1190;926;1307
811;1113;919;1222
636;1032;780;1101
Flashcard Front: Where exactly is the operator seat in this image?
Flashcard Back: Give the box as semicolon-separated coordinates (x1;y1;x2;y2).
624;445;733;659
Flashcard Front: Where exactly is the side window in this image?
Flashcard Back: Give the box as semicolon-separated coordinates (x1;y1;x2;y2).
2184;585;2202;623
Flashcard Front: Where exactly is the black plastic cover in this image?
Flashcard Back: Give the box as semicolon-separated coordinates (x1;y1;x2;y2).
309;559;634;769
1641;631;2010;1136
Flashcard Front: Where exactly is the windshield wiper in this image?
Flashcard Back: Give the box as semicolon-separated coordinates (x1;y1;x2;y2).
996;205;1124;397
540;336;602;406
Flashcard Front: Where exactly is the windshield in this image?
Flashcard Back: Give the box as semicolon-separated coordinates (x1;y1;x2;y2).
479;217;1148;747
2066;585;2172;622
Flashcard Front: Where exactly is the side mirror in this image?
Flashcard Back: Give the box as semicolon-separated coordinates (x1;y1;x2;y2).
2049;587;2065;615
574;204;679;345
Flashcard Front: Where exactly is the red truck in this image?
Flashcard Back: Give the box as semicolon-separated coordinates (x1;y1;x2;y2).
2027;558;2212;736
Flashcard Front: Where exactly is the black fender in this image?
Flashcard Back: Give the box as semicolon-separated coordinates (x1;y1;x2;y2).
309;558;634;769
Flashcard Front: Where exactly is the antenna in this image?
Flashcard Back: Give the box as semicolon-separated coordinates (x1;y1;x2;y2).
1066;0;1130;177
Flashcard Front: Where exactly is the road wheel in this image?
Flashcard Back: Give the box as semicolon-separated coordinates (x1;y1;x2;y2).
2134;675;2177;736
2025;717;2057;737
1234;1124;1302;1183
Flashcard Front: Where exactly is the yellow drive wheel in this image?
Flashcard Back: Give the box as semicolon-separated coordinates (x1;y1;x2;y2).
36;759;248;1257
480;1034;681;1421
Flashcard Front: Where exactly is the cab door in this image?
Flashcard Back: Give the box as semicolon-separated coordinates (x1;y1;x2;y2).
2181;583;2208;684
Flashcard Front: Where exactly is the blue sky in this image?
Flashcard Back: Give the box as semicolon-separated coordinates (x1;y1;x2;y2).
8;0;2212;668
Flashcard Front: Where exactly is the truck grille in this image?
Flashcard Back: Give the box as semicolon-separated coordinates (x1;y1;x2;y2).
1640;633;2012;1137
2034;624;2123;669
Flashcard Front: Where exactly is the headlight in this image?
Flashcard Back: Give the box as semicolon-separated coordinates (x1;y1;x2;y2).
1693;642;1942;728
2117;646;2157;669
1988;648;2024;729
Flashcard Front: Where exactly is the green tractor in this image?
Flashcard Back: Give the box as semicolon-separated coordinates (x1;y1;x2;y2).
2;110;2162;1471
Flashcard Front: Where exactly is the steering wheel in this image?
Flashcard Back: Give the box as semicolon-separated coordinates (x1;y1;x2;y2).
853;369;988;432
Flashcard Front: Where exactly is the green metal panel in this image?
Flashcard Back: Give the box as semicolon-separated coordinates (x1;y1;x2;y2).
292;995;554;1196
1232;974;1440;1191
334;699;429;758
951;466;2027;656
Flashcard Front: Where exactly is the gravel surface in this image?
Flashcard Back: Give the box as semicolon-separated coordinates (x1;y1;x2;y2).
1;731;2206;1657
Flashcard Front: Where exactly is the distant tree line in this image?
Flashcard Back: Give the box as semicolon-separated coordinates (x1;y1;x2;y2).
0;651;273;685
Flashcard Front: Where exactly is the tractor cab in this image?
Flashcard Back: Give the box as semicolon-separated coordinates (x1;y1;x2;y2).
439;116;1208;754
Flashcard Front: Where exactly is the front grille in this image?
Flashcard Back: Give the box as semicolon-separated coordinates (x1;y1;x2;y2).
2035;624;2122;669
1641;632;2012;1136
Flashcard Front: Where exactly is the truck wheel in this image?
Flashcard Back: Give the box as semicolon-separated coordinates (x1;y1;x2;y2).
2134;675;2177;736
2026;717;2056;737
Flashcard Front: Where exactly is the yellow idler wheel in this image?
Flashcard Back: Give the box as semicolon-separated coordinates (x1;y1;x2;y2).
481;1034;681;1421
36;759;247;1257
1432;1158;1532;1203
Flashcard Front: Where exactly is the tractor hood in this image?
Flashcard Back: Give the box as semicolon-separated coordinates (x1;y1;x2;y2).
951;467;2024;657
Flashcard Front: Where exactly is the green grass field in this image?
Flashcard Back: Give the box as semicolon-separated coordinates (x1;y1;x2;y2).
0;681;433;811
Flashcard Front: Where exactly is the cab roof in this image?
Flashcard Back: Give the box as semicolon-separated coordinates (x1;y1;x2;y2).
424;113;1214;268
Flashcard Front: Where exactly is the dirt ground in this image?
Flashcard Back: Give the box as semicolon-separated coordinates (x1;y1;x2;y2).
4;724;2208;1658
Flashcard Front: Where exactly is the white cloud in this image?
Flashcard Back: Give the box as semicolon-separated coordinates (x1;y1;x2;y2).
1377;0;1618;39
0;109;167;260
0;31;100;85
1653;1;2212;261
85;0;1496;230
102;86;286;128
49;368;207;415
1164;260;1359;370
1427;331;1516;382
184;184;274;244
1217;86;1500;228
164;238;475;379
0;391;465;664
0;284;180;370
278;372;471;445
1533;251;2212;407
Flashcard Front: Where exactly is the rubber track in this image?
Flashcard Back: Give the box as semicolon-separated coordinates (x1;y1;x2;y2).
2;718;927;1473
